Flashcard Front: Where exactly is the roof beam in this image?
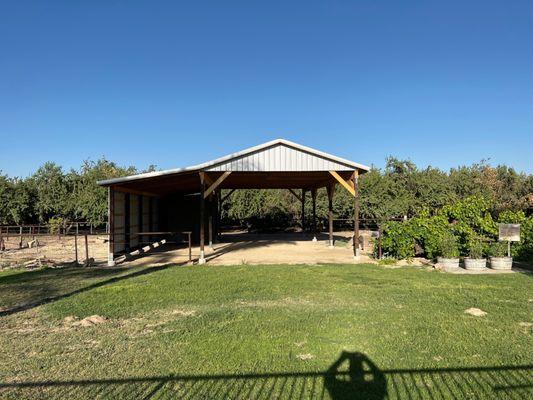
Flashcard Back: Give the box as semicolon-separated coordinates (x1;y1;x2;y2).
204;171;232;199
203;173;215;186
113;186;159;198
329;171;355;197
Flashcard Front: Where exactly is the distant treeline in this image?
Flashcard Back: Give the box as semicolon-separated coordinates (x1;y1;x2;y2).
0;157;532;229
0;159;152;226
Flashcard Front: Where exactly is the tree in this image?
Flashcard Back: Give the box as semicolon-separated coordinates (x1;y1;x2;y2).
69;159;137;224
29;162;70;223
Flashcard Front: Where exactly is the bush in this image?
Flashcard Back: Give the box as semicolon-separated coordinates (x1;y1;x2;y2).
379;220;417;259
438;233;459;258
468;238;484;259
379;196;516;260
489;241;508;258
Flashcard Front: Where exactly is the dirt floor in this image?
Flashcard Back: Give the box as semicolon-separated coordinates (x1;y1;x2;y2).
2;231;529;274
0;235;109;269
124;231;374;268
0;231;373;269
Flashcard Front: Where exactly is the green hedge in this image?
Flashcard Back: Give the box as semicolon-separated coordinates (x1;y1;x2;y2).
380;196;533;261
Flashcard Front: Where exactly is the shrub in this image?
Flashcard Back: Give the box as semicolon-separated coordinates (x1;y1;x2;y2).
468;238;484;259
437;233;459;259
489;241;508;258
379;220;417;260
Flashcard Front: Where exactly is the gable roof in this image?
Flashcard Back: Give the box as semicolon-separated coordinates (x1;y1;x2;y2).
97;139;369;186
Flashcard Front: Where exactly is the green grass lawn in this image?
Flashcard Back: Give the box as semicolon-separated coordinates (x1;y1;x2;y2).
0;263;532;399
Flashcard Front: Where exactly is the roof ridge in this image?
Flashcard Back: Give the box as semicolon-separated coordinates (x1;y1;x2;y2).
97;138;369;186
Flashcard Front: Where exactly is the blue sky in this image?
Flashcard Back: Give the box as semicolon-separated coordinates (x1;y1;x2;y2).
1;1;532;177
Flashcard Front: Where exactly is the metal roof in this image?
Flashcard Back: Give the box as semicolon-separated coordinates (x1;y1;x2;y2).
98;139;369;186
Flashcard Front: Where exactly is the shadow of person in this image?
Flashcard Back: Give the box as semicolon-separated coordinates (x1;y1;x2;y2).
325;351;387;400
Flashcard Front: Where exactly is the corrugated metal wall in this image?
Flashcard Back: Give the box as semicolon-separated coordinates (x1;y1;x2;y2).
206;143;353;172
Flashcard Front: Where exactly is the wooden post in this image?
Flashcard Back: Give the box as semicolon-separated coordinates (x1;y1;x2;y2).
301;189;306;232
217;194;221;242
108;187;115;266
84;234;89;266
208;196;213;248
353;170;360;257
311;188;317;241
327;184;334;247
188;232;192;263
19;226;23;249
199;173;206;264
74;232;79;264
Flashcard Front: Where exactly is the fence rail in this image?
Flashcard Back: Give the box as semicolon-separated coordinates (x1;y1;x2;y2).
0;221;108;237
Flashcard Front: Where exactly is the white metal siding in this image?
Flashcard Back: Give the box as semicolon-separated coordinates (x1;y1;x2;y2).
206;143;353;172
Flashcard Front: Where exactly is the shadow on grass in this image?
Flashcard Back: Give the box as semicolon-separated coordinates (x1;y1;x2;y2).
0;352;531;399
0;263;183;318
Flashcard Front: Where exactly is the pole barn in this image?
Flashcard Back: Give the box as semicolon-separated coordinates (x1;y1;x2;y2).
98;139;369;266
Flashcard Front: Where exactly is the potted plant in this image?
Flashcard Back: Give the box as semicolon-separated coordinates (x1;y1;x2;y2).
464;239;487;270
489;241;513;270
436;233;460;269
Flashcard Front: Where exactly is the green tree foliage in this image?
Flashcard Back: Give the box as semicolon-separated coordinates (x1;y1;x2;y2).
0;159;138;226
380;196;533;261
0;157;531;262
68;159;137;224
30;162;70;223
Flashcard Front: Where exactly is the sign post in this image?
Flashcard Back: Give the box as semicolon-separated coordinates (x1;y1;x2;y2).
498;224;521;257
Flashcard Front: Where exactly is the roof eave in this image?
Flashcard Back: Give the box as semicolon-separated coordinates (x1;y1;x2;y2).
97;138;369;186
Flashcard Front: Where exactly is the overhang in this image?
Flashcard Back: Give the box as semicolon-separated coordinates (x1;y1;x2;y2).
98;139;369;196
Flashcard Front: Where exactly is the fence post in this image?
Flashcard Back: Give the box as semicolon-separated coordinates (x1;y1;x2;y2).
19;226;23;249
188;232;192;263
84;234;89;266
74;232;78;264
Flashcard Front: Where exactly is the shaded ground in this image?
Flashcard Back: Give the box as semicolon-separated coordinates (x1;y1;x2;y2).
0;263;531;398
125;231;375;267
1;231;370;269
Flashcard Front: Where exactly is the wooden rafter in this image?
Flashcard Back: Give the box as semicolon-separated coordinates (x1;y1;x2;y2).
329;171;355;197
203;173;215;186
204;171;232;199
347;172;355;189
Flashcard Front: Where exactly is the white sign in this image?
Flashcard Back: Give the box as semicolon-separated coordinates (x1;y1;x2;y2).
499;224;520;242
